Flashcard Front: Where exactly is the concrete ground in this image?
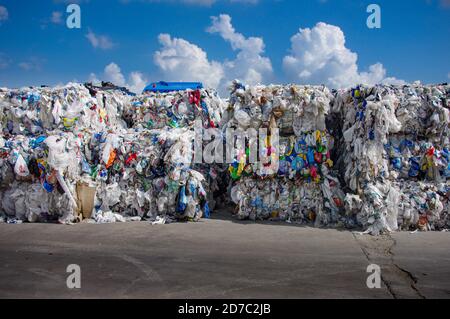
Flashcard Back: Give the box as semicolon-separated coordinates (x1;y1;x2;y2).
0;211;449;299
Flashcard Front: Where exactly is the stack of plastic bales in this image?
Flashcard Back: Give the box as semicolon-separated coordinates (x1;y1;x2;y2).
2;79;449;234
226;81;345;226
123;87;228;215
333;83;450;234
0;83;131;224
0;83;225;224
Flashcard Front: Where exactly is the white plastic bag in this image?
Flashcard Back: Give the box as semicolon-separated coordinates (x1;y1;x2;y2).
14;154;29;177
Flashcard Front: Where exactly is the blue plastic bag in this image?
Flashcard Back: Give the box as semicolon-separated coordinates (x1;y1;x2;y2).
177;185;188;213
203;202;210;219
292;156;305;171
307;148;315;165
409;157;420;177
391;157;402;170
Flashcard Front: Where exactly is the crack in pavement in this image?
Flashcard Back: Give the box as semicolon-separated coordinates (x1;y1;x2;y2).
352;232;425;299
386;236;426;299
355;234;397;298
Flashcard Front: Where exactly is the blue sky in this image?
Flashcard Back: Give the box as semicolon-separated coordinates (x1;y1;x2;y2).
0;0;449;94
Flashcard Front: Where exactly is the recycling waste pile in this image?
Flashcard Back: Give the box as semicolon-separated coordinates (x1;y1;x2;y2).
332;83;450;234
225;81;346;226
0;83;226;224
0;80;449;234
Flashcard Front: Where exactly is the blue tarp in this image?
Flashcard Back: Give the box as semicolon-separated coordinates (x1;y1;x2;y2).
143;81;203;93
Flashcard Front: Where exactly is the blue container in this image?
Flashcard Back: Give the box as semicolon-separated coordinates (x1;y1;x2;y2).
143;81;203;93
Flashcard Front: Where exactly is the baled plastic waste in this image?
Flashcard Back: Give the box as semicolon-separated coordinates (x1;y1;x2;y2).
0;83;223;224
225;81;346;225
333;83;450;234
1;80;449;234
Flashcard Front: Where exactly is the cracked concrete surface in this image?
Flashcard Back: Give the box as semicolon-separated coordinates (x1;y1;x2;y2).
0;212;449;299
353;234;425;299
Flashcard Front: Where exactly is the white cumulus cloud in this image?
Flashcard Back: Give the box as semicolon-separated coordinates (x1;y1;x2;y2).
153;33;225;89
104;63;126;87
88;72;100;83
128;71;148;93
283;22;404;88
89;63;148;94
207;14;273;88
153;14;272;94
86;29;115;50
